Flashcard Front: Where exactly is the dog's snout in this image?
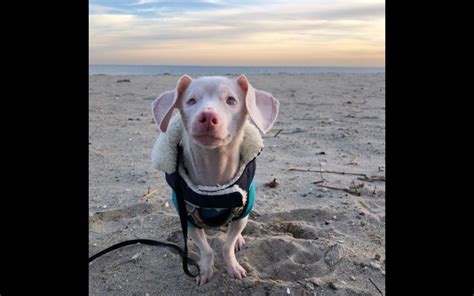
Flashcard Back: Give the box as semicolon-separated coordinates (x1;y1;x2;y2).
198;111;220;128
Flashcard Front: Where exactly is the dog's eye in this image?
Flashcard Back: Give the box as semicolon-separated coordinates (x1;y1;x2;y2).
186;98;196;105
226;96;237;106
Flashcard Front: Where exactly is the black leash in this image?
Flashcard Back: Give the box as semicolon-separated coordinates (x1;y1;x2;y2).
89;233;200;277
88;237;199;277
89;217;200;278
172;143;200;277
88;146;200;278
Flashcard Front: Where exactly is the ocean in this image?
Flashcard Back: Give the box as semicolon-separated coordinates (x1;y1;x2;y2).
89;65;384;76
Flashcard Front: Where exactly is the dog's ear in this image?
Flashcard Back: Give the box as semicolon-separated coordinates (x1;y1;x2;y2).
152;75;192;132
237;74;280;134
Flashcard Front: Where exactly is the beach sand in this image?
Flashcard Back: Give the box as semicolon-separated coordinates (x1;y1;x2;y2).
89;73;385;295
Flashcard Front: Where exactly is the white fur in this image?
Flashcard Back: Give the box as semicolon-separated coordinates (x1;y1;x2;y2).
151;113;263;176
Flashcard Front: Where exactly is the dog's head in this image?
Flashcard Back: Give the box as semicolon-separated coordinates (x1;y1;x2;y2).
152;75;279;149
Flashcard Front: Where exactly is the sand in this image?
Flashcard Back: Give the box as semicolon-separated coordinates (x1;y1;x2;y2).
89;73;385;295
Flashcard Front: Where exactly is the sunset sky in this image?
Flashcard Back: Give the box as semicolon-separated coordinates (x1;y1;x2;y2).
89;0;384;67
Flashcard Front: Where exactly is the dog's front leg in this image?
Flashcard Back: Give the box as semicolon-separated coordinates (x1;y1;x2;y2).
188;226;214;286
223;217;248;279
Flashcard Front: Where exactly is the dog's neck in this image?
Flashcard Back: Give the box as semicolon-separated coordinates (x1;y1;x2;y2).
181;131;244;187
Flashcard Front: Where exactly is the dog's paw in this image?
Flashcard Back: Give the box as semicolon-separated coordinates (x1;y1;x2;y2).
196;269;213;286
225;260;247;280
196;252;214;286
235;234;246;252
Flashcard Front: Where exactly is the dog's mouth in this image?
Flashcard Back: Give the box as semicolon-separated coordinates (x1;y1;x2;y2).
192;133;230;147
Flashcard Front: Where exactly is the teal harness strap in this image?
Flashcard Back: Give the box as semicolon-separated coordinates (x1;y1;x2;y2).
171;179;256;228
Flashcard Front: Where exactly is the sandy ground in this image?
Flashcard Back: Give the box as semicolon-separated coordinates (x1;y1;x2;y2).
89;73;385;295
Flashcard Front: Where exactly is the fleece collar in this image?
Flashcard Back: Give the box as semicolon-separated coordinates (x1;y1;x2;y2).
151;113;264;177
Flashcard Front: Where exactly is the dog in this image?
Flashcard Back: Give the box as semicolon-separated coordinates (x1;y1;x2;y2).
151;74;279;285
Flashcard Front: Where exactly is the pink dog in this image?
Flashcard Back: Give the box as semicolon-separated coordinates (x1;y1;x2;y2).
151;74;279;285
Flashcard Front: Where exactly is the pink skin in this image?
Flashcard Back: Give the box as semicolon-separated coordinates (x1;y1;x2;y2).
152;75;279;285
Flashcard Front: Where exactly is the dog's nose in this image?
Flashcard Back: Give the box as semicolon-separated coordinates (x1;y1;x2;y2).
198;111;220;128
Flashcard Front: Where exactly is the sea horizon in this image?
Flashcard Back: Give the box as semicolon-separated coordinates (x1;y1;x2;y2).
89;64;385;76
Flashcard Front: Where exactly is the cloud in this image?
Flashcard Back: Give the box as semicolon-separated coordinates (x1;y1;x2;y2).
129;0;162;5
89;4;131;14
195;0;229;5
310;3;384;20
89;14;136;28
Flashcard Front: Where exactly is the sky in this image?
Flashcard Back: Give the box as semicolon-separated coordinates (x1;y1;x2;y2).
89;0;385;67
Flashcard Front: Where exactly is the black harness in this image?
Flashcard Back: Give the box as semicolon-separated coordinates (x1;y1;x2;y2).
165;144;256;228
